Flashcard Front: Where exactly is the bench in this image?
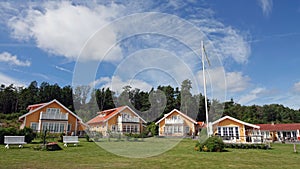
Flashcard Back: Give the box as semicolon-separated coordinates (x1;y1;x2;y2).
4;136;27;149
63;136;79;147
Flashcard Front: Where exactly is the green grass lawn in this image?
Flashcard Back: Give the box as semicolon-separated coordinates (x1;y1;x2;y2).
0;138;299;169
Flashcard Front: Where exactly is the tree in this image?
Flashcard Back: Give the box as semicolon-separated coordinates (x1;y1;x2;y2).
180;79;198;119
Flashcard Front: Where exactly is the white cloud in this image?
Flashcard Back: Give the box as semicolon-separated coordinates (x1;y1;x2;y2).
91;76;153;94
197;67;250;93
5;1;251;65
292;81;300;93
238;87;266;105
8;1;123;62
54;65;72;74
258;0;273;17
0;72;25;86
0;52;31;66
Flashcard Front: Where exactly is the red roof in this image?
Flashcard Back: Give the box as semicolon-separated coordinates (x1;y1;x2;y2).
27;103;46;111
197;121;204;126
257;123;300;131
87;106;125;124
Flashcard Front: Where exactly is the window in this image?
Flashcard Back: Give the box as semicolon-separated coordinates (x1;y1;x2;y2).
223;127;228;136
54;123;59;132
46;108;60;114
130;125;134;132
42;122;48;131
60;124;65;132
217;127;221;136
67;124;71;132
41;122;66;133
134;125;138;132
218;127;239;139
185;126;189;133
174;126;178;133
235;127;239;139
111;125;116;132
178;126;183;133
229;127;234;137
30;122;38;131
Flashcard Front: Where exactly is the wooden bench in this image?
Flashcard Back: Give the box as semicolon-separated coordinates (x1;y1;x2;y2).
63;136;79;147
4;136;27;149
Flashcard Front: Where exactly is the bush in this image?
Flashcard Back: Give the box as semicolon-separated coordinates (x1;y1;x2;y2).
19;127;36;143
58;133;66;142
195;136;225;152
85;134;90;142
224;143;270;150
0;127;36;144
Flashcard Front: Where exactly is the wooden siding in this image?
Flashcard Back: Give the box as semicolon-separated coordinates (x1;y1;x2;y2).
213;118;246;142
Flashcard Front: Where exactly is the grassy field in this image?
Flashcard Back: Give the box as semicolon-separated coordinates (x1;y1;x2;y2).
0;138;300;169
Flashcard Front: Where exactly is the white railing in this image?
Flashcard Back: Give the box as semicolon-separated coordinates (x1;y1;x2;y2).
165;119;184;124
40;112;68;120
118;116;139;123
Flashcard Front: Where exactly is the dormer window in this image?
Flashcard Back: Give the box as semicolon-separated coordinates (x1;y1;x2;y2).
46;108;60;115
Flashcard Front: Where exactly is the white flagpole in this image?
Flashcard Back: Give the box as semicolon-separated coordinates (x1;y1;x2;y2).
201;40;210;137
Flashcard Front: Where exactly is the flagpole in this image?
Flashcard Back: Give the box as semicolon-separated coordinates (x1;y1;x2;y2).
201;40;210;137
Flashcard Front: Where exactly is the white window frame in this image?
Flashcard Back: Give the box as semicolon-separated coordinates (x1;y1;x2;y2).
30;122;38;131
217;126;240;139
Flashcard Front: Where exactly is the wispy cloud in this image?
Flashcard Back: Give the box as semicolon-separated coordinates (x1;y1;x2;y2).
91;76;153;94
0;51;31;66
0;72;26;86
258;0;273;17
249;32;300;43
238;87;267;105
292;81;300;93
54;65;73;74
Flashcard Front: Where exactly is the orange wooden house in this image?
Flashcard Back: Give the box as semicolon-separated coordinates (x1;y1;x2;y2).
19;99;86;136
155;109;204;137
87;106;146;136
211;116;260;143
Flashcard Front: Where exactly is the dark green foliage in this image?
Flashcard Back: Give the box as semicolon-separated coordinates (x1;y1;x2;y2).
58;133;66;142
195;136;225;152
224;143;270;150
19;127;36;143
145;122;158;136
1;80;300;125
0;127;35;144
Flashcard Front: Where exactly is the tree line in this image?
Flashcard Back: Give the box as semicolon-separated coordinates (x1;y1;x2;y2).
0;80;300;124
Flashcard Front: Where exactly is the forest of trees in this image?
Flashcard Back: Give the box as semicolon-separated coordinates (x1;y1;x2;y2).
0;80;300;124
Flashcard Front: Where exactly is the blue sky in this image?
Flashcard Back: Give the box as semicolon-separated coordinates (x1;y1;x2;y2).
0;0;300;109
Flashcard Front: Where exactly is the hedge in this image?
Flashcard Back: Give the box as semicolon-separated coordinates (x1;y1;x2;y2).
0;127;36;144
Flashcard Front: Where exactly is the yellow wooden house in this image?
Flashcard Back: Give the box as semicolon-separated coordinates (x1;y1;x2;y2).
87;106;146;136
155;109;204;137
211;116;260;143
19;99;86;136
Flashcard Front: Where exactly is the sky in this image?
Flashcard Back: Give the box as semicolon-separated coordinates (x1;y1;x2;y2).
0;0;300;109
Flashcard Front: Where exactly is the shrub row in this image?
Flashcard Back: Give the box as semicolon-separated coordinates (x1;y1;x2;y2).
225;143;270;150
0;127;36;144
195;136;225;152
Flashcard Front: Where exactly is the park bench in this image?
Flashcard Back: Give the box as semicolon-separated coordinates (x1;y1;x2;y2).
4;136;27;149
63;136;79;147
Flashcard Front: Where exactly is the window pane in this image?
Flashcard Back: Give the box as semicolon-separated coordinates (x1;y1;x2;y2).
217;127;221;136
60;124;65;133
235;127;239;139
223;127;228;136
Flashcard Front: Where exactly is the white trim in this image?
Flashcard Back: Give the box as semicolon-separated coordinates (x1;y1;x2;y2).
104;106;147;123
212;115;260;129
155;109;197;125
19;99;84;124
